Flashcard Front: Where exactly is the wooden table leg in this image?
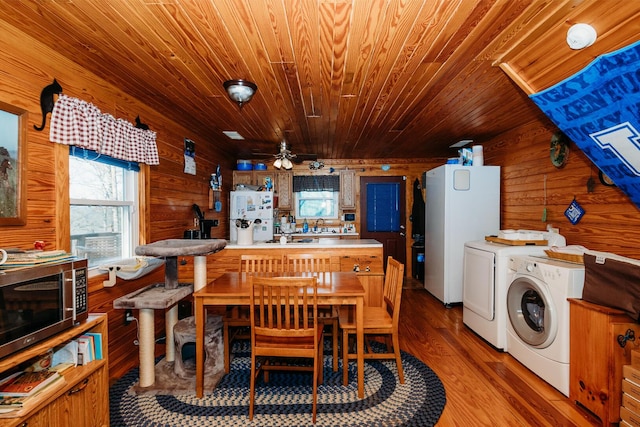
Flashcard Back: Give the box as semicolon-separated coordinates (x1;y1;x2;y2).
195;298;205;398
356;296;364;398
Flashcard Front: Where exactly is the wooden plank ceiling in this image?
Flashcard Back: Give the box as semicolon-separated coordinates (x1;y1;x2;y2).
0;0;638;161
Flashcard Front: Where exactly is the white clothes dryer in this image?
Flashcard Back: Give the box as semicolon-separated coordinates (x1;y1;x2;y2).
506;256;585;396
462;231;565;351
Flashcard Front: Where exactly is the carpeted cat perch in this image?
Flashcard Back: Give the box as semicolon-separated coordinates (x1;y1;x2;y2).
114;239;227;388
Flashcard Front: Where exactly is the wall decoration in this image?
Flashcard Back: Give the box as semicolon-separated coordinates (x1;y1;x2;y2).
34;78;62;131
0;102;27;225
184;138;196;175
550;131;569;168
564;197;585;225
530;39;640;209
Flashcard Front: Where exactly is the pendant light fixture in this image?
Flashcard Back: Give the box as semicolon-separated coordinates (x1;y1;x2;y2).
223;79;257;108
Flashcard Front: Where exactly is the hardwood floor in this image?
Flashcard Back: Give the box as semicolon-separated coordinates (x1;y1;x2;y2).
399;280;601;426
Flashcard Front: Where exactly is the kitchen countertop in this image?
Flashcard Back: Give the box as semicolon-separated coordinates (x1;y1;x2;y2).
225;238;381;249
274;231;359;238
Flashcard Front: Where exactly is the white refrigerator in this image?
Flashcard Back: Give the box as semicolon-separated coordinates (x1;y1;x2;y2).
424;165;500;305
230;190;275;242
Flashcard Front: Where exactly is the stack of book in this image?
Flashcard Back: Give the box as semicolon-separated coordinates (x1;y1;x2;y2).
0;370;64;413
51;332;103;368
0;250;75;269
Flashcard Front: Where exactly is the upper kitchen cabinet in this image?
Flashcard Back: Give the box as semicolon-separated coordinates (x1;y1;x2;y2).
232;170;293;210
232;171;254;186
340;169;356;209
275;171;293;210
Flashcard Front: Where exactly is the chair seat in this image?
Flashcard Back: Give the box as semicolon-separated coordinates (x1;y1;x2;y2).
255;328;323;351
338;306;393;330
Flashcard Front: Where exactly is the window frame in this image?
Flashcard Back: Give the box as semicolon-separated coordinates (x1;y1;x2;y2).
293;190;340;220
68;149;140;269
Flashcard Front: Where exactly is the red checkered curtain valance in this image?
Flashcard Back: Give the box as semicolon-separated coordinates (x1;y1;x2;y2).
49;94;159;165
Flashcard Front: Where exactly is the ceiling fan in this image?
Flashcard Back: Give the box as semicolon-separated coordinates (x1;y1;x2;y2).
251;141;317;169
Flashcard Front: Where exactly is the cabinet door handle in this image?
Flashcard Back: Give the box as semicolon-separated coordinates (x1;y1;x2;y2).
68;378;89;395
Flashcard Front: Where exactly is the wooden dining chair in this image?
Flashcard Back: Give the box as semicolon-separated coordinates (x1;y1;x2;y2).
339;256;405;386
286;253;339;372
249;275;322;423
223;254;284;373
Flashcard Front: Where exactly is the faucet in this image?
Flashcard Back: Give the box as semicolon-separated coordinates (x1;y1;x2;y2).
315;218;326;232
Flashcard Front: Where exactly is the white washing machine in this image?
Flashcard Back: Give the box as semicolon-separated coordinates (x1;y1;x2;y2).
506;256;585;396
462;231;565;351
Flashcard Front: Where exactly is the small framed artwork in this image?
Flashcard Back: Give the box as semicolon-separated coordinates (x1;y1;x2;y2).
0;101;27;225
184;138;196;175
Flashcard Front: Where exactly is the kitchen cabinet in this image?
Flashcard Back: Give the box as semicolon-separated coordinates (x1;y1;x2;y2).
202;240;384;284
569;298;636;426
339;254;383;274
232;170;293;210
0;314;109;427
275;170;293;210
340;169;356;209
232;171;253;186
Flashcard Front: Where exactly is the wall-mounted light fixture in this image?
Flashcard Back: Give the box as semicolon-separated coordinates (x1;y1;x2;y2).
223;79;257;108
566;24;597;50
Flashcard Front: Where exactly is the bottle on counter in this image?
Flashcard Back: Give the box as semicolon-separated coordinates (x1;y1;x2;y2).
303;218;309;233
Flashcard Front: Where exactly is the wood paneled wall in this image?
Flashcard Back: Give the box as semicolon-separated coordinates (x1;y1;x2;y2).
485;118;640;258
2;16;640;385
0;20;233;381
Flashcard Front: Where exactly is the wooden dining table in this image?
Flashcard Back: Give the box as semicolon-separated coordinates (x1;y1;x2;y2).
194;271;366;398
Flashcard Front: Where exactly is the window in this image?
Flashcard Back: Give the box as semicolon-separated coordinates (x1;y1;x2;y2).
69;148;139;268
294;191;339;219
292;175;340;220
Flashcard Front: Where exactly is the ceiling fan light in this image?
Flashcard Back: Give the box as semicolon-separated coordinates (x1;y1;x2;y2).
223;79;257;108
273;158;283;169
282;158;293;170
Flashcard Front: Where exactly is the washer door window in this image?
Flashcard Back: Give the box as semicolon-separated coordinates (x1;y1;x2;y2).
507;275;558;348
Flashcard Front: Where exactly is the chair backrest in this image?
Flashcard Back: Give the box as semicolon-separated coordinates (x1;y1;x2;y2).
286;253;332;272
383;257;405;325
239;254;284;273
250;276;319;342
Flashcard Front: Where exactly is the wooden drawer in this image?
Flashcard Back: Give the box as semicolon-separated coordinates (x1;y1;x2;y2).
340;255;383;273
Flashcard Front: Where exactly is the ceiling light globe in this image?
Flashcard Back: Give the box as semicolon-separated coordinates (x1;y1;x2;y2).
566;24;597;50
223;79;257;108
282;158;293;169
273;158;283;169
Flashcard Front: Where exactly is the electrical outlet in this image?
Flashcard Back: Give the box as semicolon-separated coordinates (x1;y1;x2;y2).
124;309;134;326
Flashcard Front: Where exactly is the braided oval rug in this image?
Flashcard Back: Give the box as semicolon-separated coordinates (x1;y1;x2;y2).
109;343;446;427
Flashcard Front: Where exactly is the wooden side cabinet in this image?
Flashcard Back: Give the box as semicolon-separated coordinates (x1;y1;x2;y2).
275;170;293;210
340;169;356;209
0;314;109;427
569;299;636;426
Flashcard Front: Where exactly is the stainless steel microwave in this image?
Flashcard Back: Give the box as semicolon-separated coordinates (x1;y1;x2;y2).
0;259;88;359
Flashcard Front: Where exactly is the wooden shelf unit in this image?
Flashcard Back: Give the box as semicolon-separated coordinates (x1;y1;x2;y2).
569;299;636;426
0;314;109;427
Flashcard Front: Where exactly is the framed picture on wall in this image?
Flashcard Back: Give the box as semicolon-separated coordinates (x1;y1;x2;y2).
0;102;27;225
